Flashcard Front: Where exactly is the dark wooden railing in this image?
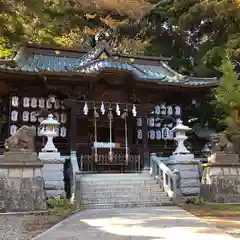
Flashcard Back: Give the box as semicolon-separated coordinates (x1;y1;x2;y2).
78;153;141;173
76;143;141;173
76;143;175;155
0;142;4;154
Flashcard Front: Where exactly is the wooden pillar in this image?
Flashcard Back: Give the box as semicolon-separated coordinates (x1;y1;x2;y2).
64;99;78;201
142;115;149;170
70;102;77;158
140;104;153;170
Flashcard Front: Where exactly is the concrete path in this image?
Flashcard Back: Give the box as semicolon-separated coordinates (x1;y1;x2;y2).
32;206;235;240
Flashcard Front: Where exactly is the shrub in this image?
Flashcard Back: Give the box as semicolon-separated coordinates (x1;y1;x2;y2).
47;196;77;216
185;196;203;205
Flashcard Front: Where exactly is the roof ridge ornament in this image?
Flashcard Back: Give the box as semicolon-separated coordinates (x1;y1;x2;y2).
93;29;116;47
66;29;119;71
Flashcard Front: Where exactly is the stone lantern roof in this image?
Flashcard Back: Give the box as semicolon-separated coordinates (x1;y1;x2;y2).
172;120;191;132
40;114;60;126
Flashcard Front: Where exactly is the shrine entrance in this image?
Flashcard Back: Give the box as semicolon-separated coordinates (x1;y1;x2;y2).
76;102;141;173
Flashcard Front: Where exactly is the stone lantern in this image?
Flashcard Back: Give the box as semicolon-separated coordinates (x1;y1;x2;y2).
172;119;191;155
40;114;59;151
201;143;211;158
168;119;200;196
38;113;60;160
38;113;63;198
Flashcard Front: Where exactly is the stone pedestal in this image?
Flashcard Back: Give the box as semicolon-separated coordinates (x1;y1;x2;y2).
40;156;65;198
208;151;239;163
0;152;47;212
201;162;240;203
39;151;61;160
167;154;200;196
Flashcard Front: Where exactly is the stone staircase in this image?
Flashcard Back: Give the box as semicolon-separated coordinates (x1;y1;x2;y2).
78;173;174;209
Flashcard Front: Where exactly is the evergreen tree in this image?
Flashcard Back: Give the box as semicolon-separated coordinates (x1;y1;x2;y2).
214;52;240;142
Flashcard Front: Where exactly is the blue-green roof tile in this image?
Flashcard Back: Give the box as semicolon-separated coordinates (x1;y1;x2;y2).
0;44;219;87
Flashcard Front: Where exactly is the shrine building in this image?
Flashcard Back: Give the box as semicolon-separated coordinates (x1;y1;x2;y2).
0;32;219;173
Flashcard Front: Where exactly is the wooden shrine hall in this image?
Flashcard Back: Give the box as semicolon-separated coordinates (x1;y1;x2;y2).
0;31;219;173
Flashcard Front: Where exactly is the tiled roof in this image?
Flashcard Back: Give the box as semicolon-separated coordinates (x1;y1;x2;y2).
0;43;219;87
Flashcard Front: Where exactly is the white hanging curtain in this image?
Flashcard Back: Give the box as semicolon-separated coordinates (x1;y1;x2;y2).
94;105;99;163
108;107;113;162
124;109;128;165
121;108;129;164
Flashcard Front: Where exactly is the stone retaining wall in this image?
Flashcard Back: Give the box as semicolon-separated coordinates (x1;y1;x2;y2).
0;176;46;211
201;163;240;203
0;152;47;212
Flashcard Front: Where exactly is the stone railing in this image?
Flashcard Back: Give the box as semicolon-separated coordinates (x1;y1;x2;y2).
150;153;179;201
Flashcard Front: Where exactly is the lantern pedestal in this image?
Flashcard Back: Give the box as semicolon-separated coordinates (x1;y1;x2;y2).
169;153;195;162
42;136;58;152
167;155;200;196
39;151;61;161
40;157;65;198
173;136;190;154
39;152;63;197
167;120;200;196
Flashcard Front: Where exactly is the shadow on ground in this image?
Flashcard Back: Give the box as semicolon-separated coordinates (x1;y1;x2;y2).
33;206;235;240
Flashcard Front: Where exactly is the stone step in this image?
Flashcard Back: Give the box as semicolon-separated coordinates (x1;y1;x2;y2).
80;182;160;189
76;173;172;209
78;173;151;179
82;192;167;199
81;187;165;193
81;185;160;190
81;188;164;195
45;189;65;198
81;195;171;204
82;201;174;209
80;177;156;181
80;186;163;193
80;179;158;185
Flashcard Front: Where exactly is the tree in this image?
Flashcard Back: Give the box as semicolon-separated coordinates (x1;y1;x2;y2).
214;52;240;152
3;0;240;78
0;0;154;57
168;0;240;76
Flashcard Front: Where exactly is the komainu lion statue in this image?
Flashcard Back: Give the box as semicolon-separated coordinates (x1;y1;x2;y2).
5;126;36;152
215;133;235;154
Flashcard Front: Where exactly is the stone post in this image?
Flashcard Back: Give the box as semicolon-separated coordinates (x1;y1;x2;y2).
150;153;157;177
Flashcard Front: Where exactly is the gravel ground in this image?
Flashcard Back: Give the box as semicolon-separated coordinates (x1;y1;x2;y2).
0;215;33;240
0;213;62;240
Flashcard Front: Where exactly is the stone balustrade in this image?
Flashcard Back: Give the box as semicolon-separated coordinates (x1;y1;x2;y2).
150;153;179;201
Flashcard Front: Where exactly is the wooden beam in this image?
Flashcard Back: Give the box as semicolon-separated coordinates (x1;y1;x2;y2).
0;60;16;67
